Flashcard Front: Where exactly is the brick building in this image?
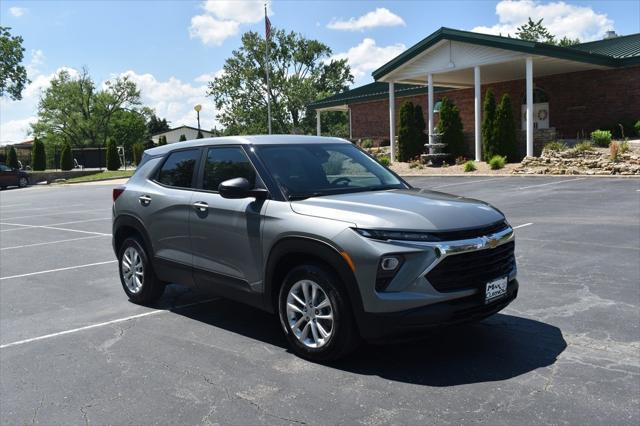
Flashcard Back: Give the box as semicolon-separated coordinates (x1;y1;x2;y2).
309;28;640;161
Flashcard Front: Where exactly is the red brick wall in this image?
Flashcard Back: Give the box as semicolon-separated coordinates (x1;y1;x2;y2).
350;66;640;152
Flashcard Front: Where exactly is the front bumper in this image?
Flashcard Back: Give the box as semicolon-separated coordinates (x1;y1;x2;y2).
357;279;518;341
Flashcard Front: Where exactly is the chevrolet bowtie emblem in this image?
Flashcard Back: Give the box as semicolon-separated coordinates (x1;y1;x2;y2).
486;238;499;249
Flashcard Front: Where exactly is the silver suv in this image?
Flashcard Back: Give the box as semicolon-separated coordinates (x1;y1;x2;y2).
112;135;518;361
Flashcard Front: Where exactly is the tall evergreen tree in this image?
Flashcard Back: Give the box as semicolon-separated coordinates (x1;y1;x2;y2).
106;138;121;171
31;137;47;170
493;94;518;161
196;130;204;139
413;105;427;158
437;97;466;158
397;101;415;162
7;146;19;169
179;134;187;142
481;88;497;161
132;142;144;165
158;135;167;146
60;142;73;171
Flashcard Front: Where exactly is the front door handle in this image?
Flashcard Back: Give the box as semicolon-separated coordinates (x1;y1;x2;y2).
193;201;208;212
138;194;152;205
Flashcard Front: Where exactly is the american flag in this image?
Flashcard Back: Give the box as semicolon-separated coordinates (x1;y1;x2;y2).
265;13;272;39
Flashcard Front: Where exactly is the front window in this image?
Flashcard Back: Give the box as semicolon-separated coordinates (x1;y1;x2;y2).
255;143;406;200
203;147;258;191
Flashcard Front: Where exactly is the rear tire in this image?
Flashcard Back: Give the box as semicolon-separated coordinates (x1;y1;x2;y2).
118;236;164;304
278;263;360;362
18;177;28;188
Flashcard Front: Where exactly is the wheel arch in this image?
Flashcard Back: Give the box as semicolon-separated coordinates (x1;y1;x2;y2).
112;214;153;257
263;237;365;324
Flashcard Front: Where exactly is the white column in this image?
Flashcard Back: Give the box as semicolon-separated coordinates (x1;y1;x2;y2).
316;110;321;136
427;73;434;145
474;66;482;161
348;108;352;139
388;82;396;163
526;57;534;157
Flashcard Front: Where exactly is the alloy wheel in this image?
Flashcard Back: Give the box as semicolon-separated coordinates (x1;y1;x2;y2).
286;279;334;348
122;246;144;294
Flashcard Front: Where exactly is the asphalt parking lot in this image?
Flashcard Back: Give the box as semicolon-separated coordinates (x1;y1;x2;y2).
1;176;639;425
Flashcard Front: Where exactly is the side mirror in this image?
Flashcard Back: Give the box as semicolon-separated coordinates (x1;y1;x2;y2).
218;177;268;200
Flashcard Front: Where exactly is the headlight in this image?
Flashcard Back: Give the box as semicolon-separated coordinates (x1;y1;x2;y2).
353;228;441;242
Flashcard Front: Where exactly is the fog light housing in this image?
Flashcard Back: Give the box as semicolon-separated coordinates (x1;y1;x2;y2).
375;255;404;292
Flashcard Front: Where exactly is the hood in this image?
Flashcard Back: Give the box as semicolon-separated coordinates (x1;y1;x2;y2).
290;189;504;231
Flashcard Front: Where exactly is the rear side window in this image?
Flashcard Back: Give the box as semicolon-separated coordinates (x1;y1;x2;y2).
155;149;200;188
203;147;257;191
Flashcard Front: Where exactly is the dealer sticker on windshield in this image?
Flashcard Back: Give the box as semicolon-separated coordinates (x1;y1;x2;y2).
485;276;508;304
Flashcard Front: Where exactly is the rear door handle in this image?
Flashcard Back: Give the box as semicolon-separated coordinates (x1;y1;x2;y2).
139;194;152;205
193;201;208;212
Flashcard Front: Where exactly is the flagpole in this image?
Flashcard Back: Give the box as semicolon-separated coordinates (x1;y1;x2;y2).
265;3;272;135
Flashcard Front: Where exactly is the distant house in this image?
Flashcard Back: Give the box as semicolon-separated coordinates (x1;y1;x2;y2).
151;125;215;145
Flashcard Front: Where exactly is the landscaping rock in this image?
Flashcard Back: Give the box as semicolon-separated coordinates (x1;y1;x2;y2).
514;147;640;175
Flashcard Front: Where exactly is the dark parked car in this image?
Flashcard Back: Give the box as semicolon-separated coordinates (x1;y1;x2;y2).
0;163;29;189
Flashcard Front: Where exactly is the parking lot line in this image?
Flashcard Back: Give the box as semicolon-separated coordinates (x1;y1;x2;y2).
0;222;111;236
1;208;107;221
518;178;586;190
0;217;111;232
0;234;110;251
432;177;505;189
0;298;219;349
0;202;86;214
513;222;533;229
0;260;117;281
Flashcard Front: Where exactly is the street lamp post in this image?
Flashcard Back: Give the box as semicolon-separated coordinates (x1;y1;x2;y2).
194;104;202;132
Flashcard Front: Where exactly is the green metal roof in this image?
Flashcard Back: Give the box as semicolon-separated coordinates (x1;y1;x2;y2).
372;27;638;80
308;82;450;110
571;33;640;64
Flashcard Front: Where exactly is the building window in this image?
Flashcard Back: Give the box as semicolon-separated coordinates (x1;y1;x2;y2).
523;87;549;104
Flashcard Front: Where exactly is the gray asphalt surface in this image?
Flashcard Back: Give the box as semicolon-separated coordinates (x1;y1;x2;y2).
1;176;639;425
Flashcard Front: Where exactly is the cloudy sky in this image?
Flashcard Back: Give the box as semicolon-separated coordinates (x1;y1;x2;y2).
1;0;638;143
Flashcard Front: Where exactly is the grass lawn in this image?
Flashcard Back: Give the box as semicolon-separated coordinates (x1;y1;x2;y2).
65;169;135;183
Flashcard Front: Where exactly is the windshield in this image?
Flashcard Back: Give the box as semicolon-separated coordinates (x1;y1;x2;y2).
255;143;406;199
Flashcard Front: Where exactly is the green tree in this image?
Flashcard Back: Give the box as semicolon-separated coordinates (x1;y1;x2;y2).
493;94;518;161
208;29;353;135
179;134;187;141
413;105;427;157
106;138;121;170
146;112;170;135
31;137;47;170
60;142;73;171
196;130;204;139
437;97;466;158
132;142;144;165
109;109;147;158
32;68;140;149
515;17;580;46
158;135;167;146
6;145;19;169
481;88;497;161
0;27;29;100
397;101;415;162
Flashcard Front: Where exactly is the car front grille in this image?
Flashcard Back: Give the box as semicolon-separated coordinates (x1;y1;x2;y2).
430;220;509;241
426;241;515;293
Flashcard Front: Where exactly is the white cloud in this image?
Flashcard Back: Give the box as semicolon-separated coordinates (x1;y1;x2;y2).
189;15;240;46
330;38;405;85
194;70;225;83
189;0;272;46
117;71;218;131
0;117;36;144
471;0;614;42
9;7;27;17
327;8;405;31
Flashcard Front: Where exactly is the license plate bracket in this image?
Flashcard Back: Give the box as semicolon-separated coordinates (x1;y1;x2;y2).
485;276;508;304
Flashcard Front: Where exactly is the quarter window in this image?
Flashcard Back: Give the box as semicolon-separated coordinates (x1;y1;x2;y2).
203;147;257;192
156;149;200;188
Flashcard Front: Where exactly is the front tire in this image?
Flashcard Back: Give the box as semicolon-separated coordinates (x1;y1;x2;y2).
278;263;359;361
118;236;164;304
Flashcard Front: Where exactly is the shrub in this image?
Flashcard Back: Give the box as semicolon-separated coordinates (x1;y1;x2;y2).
413;104;428;155
591;130;611;147
60;142;73;171
574;141;594;152
132;142;144;165
31;137;46;171
493;94;518;161
437;97;465;158
481;88;497;161
635;120;640;137
106;138;121;171
196;130;204;139
158;135;167;146
463;160;476;172
544;141;567;151
455;156;467;165
397;101;417;162
489;155;506;170
609;142;620;162
620;140;630;153
409;161;422;169
6;146;19;169
361;139;373;149
179;134;187;142
378;156;390;166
